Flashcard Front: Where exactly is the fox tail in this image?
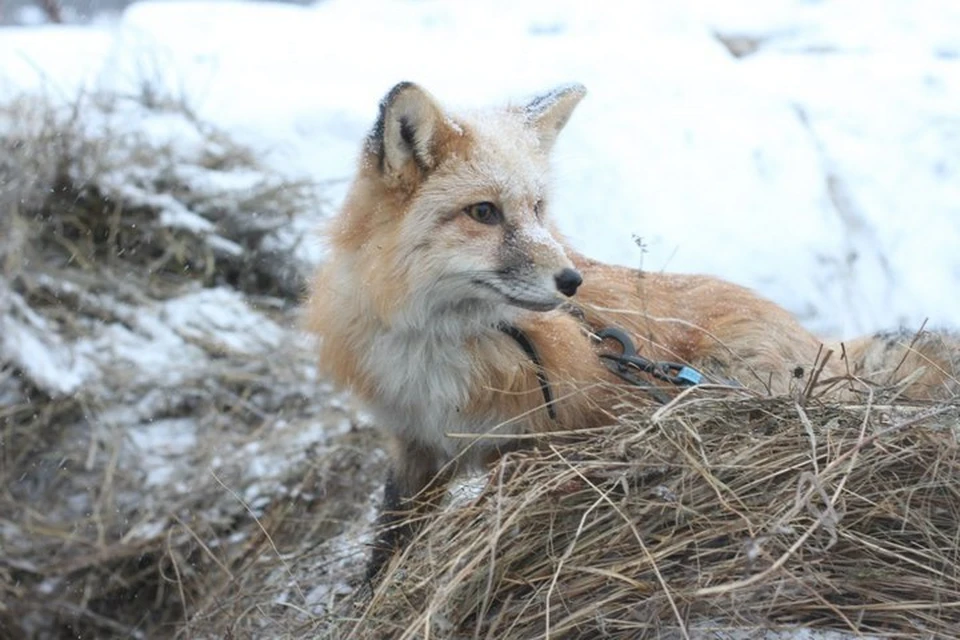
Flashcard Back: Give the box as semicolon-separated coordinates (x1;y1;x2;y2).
841;327;960;400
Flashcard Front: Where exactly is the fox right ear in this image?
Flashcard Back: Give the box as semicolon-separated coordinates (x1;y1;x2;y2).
523;83;586;152
368;82;454;184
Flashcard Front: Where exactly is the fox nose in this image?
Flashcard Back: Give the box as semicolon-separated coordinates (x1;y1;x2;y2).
554;268;582;297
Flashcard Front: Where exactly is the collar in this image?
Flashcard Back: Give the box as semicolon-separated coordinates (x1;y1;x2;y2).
497;324;557;420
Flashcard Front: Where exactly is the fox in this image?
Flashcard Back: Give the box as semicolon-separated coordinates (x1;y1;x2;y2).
305;82;959;581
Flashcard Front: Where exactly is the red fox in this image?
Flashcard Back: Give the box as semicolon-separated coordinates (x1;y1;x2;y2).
306;82;959;580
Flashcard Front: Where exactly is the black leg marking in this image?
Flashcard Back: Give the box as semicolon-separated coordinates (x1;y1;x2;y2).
364;447;454;585
366;469;409;584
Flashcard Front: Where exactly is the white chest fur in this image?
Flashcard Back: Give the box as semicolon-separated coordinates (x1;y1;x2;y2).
360;306;524;466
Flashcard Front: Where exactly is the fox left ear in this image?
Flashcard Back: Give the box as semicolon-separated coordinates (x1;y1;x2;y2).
368;82;457;185
523;83;586;152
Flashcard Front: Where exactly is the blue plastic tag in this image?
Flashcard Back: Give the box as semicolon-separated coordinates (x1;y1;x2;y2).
677;367;704;385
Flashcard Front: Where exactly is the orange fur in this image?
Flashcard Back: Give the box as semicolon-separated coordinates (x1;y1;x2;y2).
305;82;958;579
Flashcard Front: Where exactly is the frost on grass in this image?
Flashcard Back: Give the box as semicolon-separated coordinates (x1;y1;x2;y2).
0;90;381;639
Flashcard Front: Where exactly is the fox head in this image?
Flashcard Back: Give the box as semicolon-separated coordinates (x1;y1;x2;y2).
328;82;586;326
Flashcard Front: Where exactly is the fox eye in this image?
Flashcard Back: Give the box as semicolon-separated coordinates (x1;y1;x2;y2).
464;202;502;225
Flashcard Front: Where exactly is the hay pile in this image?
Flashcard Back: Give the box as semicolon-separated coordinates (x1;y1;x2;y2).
338;392;960;639
0;90;381;639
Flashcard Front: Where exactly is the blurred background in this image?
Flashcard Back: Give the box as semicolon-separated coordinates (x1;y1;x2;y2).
3;0;115;24
4;0;958;337
1;0;306;25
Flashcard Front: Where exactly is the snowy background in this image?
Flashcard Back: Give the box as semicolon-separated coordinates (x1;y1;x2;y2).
3;0;959;339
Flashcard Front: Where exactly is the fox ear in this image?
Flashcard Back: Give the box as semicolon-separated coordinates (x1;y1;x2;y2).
369;82;454;183
523;83;586;152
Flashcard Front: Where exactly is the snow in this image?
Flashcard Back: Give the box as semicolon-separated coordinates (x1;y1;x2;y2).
127;417;199;487
2;2;957;339
1;289;96;396
163;288;286;354
2;0;954;340
0;26;114;95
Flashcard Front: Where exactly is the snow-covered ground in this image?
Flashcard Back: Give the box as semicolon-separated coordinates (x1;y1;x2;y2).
3;0;958;339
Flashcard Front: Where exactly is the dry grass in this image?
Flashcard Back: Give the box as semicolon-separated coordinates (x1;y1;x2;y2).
327;390;960;639
0;92;313;304
0;90;380;639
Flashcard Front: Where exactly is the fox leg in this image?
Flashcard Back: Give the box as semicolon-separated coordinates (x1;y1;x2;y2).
366;440;455;583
